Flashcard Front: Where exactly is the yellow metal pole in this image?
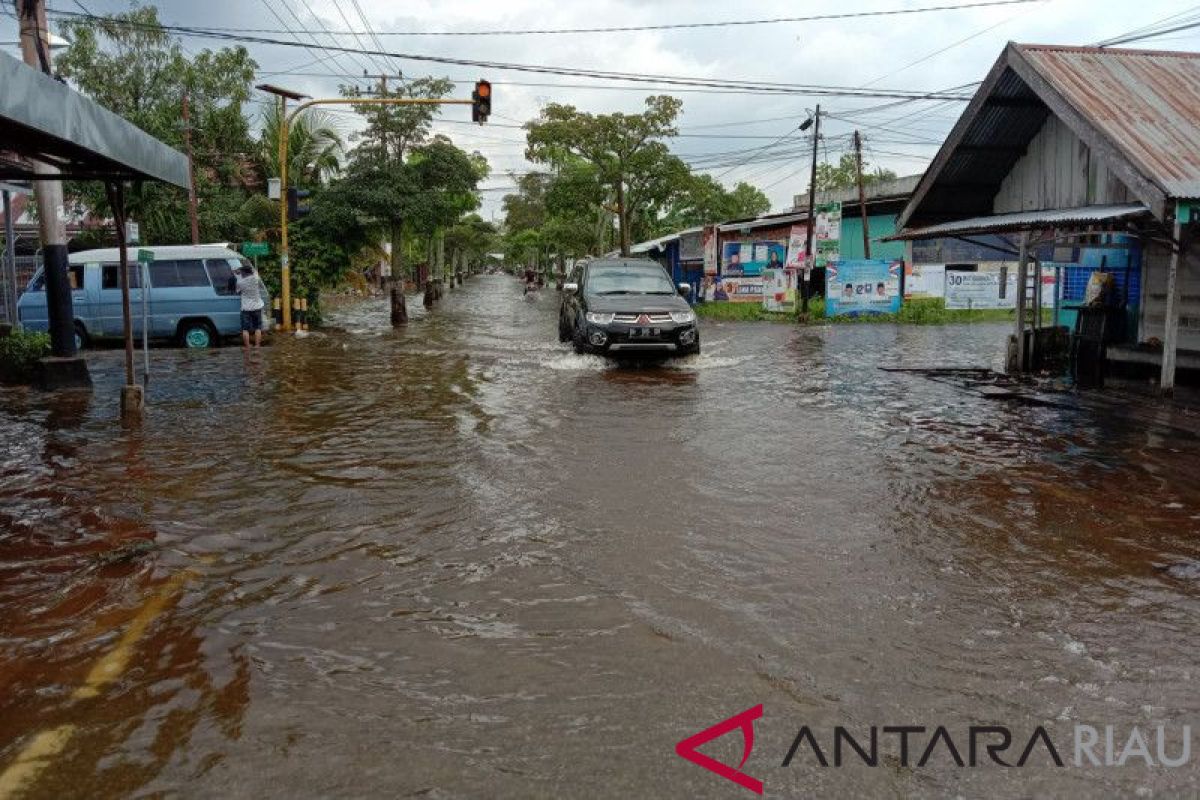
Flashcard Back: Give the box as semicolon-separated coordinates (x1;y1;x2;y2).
278;95;291;331
276;97;472;335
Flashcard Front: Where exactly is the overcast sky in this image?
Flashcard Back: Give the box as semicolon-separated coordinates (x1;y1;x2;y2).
4;0;1198;222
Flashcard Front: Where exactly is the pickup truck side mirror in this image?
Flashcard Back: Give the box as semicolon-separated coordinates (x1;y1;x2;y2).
677;282;692;296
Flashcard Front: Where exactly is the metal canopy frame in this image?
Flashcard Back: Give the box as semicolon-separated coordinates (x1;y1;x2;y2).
0;52;188;187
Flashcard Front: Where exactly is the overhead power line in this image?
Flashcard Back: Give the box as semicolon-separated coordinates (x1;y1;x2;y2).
40;8;977;101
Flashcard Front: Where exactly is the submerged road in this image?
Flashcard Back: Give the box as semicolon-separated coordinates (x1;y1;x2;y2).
2;275;1200;797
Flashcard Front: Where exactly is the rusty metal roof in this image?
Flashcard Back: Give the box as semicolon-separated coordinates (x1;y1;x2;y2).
885;202;1151;241
896;43;1200;231
1021;44;1200;202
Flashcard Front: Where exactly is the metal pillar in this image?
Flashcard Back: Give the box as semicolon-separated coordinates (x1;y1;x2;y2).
2;190;17;328
1161;218;1183;395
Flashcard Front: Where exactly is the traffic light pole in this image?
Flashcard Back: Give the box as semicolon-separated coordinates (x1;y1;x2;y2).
277;97;474;332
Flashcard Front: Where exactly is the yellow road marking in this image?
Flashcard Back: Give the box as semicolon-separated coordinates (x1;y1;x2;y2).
0;568;196;799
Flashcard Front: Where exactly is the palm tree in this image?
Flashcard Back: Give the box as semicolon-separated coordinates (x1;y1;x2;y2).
258;104;345;186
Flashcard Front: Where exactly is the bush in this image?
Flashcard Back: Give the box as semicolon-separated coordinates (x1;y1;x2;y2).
0;329;51;383
695;302;795;322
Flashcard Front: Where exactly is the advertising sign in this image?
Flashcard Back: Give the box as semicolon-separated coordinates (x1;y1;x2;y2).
814;202;841;268
762;268;797;313
825;259;902;317
905;263;945;298
714;276;764;303
944;270;1017;309
703;225;719;275
721;240;786;277
784;224;807;270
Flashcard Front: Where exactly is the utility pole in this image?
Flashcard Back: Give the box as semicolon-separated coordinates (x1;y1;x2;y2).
853;130;871;259
802;104;821;313
182;92;200;245
17;0;78;363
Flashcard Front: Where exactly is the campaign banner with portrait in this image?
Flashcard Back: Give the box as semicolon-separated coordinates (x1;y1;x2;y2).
761;268;797;313
721;240;786;277
825;259;902;317
784;224;807;270
703;225;719;275
713;276;764;303
814;202;842;268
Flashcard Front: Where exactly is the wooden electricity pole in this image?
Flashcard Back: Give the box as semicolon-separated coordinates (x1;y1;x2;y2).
854;130;871;259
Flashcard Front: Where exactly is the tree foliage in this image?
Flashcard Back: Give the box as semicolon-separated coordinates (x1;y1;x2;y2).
659;175;770;232
812;154;898;193
525;95;684;254
56;6;257;244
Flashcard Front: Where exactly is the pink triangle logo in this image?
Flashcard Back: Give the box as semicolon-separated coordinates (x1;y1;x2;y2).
675;705;764;795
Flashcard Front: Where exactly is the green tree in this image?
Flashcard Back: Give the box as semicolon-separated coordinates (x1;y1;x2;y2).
348;76;455;167
525;95;684;255
328;136;486;280
660;175;770;232
811;154;898;193
56;6;257;244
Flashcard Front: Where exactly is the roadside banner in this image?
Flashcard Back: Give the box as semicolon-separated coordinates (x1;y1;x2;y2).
784;224;807;270
762;268;797;313
944;271;1013;309
703;225;719;275
721;240;786;277
716;276;764;303
814;202;841;268
905;263;946;298
825;259;902;317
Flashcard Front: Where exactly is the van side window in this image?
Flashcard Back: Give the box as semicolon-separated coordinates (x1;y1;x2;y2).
69;264;84;290
101;263;142;290
149;259;210;288
175;260;210;287
207;259;236;295
29;272;44;291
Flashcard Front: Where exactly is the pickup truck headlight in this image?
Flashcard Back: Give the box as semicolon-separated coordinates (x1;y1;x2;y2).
585;312;614;325
670;310;696;324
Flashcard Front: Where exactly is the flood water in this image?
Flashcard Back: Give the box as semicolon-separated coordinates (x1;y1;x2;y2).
3;274;1200;798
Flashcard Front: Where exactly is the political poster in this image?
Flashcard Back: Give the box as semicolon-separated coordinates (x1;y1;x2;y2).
703;225;719;275
716;276;764;303
814;202;841;268
784;224;807;270
721;240;786;277
762;268;797;313
825;259;902;317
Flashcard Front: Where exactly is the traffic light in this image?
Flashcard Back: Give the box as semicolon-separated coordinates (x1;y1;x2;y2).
472;79;491;123
287;187;312;222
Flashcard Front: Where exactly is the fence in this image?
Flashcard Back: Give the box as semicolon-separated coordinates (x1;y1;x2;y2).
0;255;39;326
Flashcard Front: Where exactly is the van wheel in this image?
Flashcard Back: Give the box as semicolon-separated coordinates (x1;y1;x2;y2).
73;322;89;351
179;321;216;349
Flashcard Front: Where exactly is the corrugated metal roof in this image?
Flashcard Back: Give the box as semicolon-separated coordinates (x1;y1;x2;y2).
1020;44;1200;200
717;212;806;232
886;202;1150;241
629;225;703;254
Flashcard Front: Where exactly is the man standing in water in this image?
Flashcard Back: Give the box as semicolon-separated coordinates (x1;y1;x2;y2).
230;264;266;348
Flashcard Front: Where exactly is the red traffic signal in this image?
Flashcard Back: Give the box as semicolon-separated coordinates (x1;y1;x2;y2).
472;79;491;123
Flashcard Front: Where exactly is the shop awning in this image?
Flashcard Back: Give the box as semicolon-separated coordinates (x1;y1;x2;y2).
0;52;188;186
884;202;1153;241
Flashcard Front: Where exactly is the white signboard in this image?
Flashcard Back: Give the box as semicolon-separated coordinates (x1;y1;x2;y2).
906;263;945;298
944;271;1015;309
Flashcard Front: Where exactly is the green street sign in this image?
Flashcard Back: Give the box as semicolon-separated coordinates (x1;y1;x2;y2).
136;249;154;264
241;242;270;257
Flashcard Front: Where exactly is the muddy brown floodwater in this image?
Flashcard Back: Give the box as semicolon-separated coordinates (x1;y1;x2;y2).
3;274;1200;798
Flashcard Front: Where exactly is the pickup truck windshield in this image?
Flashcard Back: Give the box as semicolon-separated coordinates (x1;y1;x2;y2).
587;265;675;295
